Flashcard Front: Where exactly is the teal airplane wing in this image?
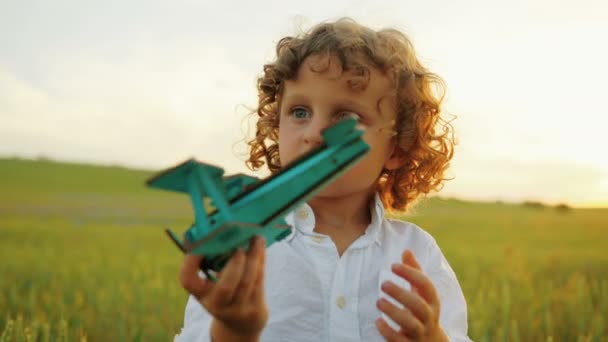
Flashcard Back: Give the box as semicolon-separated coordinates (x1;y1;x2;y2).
146;159;224;195
148;163;258;207
223;174;259;200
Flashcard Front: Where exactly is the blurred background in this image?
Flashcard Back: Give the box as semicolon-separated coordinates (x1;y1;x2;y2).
1;0;606;341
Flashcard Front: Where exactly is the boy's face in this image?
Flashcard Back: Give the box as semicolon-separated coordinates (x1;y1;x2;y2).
277;54;402;199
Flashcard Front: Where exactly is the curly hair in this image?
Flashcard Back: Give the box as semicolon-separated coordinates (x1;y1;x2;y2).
246;18;455;212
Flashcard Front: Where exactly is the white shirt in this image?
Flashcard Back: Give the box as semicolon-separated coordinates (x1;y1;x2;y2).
175;195;472;342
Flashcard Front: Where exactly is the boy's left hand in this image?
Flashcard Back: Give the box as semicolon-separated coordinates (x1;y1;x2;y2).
376;250;449;342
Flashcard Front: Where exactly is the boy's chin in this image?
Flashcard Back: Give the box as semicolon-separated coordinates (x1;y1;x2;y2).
314;181;375;199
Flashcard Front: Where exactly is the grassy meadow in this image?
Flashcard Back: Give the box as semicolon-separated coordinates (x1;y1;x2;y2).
1;158;606;341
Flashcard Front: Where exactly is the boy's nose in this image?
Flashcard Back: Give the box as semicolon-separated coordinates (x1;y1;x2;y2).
303;117;332;146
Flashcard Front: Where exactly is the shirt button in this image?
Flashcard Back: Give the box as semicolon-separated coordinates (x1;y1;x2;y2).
296;208;308;219
311;235;323;243
336;296;346;309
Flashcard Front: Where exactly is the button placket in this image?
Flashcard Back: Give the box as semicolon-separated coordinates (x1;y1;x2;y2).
328;249;363;341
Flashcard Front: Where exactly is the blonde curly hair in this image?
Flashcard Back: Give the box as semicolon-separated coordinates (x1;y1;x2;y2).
246;18;454;212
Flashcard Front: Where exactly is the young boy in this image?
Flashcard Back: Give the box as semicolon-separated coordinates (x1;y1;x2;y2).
177;18;471;342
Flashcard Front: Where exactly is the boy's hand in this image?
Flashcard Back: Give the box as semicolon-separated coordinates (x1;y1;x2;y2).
180;236;268;341
376;250;448;342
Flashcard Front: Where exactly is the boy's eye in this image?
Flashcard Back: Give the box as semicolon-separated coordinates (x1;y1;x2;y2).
290;107;311;120
336;111;361;122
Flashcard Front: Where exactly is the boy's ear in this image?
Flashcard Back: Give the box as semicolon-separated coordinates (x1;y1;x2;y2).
384;144;407;171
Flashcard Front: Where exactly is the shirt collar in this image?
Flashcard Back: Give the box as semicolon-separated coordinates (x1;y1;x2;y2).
283;193;385;246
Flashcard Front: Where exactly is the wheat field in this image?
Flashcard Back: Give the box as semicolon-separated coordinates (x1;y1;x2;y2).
1;158;606;341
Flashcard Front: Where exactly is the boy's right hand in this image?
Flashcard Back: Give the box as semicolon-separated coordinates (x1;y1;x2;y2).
180;236;268;341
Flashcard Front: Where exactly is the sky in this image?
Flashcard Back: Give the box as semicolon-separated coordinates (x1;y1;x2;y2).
1;0;607;207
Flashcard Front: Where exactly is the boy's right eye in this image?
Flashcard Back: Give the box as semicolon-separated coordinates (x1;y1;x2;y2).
290;107;311;120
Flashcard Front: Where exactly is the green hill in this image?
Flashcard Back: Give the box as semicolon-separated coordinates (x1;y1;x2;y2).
0;158;192;226
0;157;154;194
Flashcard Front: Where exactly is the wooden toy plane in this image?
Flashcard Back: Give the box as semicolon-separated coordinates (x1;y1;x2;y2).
146;118;369;280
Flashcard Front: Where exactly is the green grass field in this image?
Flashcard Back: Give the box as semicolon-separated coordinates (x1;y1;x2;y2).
1;158;606;341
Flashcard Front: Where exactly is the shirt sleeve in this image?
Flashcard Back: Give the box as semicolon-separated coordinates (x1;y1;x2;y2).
425;239;473;342
173;295;213;342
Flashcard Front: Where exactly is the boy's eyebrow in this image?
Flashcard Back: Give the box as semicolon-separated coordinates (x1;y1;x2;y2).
280;93;307;104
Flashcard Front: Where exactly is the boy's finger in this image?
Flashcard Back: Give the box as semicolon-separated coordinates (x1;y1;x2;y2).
180;255;214;299
401;250;422;271
250;240;267;301
375;318;409;342
380;281;432;324
391;263;439;309
234;236;265;303
376;298;424;339
209;248;247;307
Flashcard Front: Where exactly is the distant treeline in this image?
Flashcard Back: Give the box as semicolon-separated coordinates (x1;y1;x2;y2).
521;200;571;212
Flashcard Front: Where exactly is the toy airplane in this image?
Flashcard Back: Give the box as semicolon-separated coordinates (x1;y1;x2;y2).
146;118;369;281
